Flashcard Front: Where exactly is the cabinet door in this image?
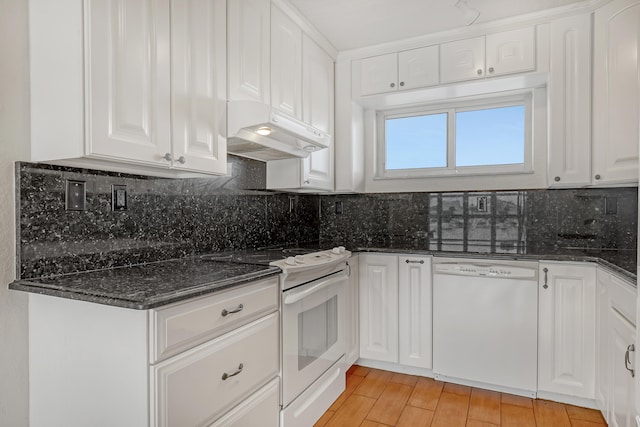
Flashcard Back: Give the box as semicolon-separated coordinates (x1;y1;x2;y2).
228;0;270;104
170;0;226;174
398;46;439;90
271;5;302;119
593;0;640;185
538;262;597;399
596;270;611;419
87;0;171;166
302;35;334;190
548;14;592;187
440;36;485;84
609;308;636;427
398;256;432;369
485;27;536;77
346;255;360;367
359;254;399;363
358;53;398;96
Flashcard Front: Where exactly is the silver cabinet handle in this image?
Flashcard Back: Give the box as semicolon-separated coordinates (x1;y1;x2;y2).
488;67;495;73
163;153;173;161
221;363;244;380
477;69;483;75
390;82;395;88
399;81;405;87
595;174;601;180
543;268;549;289
554;176;561;182
221;304;244;317
177;156;186;164
625;344;635;378
405;259;425;264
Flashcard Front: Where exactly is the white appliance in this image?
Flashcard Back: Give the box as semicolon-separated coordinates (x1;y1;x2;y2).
432;258;539;396
271;247;351;427
227;100;330;161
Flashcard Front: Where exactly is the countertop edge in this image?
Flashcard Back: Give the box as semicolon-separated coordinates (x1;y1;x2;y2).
9;268;282;310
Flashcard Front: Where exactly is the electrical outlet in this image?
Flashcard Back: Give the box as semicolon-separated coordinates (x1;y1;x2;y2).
112;185;127;211
65;180;86;211
335;201;343;215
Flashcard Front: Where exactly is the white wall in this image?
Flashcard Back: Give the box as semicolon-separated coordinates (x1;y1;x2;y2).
0;0;31;425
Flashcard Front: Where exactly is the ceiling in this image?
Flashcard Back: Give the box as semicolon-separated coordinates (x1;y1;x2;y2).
287;0;587;51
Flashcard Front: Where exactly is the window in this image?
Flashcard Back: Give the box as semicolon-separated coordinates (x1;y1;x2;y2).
377;93;532;179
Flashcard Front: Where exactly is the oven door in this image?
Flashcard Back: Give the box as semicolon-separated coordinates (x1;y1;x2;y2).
281;271;347;407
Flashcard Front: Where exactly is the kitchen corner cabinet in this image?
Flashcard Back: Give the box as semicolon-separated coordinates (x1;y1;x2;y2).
346;254;360;367
538;262;597;399
547;13;593;187
227;0;270;104
29;0;227;176
28;277;280;427
359;253;432;369
267;23;335;191
597;270;637;427
356;46;439;96
440;27;535;84
592;0;640;186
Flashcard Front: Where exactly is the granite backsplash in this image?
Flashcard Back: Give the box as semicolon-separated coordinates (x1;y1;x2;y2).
16;159;638;279
16;157;319;279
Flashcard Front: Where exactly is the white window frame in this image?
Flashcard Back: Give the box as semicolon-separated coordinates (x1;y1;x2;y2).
375;91;533;179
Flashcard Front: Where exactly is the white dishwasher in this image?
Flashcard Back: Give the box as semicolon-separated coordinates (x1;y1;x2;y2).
432;258;538;396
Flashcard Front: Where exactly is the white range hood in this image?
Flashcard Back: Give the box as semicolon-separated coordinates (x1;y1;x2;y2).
227;100;330;161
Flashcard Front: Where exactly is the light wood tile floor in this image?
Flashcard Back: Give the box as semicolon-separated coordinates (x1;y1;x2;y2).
314;365;607;427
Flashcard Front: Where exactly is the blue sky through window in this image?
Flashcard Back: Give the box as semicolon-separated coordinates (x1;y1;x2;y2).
385;105;525;171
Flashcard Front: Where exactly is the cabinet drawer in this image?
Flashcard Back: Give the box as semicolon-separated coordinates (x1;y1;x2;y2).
209;378;279;427
609;274;637;325
152;312;279;427
150;277;279;362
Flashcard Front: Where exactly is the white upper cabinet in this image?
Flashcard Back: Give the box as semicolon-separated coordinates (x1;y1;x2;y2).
440;27;535;84
227;0;270;104
547;14;592;187
29;0;227;176
592;0;640;185
86;0;172;167
270;4;302;119
355;46;439;96
170;0;227;175
266;12;335;191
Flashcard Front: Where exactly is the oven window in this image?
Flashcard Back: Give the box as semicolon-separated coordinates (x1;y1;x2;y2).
297;295;338;370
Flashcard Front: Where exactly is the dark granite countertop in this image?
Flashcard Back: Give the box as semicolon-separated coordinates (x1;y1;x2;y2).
9;257;281;309
355;246;637;284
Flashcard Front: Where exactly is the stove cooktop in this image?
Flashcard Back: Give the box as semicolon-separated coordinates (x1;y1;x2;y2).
198;247;330;266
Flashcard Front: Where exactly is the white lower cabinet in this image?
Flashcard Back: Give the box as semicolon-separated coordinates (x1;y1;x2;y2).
398;255;432;369
598;271;637;427
358;253;432;369
28;277;280;427
538;262;597;400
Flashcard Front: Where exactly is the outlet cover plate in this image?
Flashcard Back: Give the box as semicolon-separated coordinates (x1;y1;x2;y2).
65;180;86;211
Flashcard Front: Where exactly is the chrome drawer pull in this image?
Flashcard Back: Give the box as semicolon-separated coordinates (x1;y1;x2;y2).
625;344;635;378
221;363;244;381
405;259;424;264
221;304;244;317
543;268;549;289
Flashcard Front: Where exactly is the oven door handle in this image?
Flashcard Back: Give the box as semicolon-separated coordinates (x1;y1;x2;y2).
283;274;346;305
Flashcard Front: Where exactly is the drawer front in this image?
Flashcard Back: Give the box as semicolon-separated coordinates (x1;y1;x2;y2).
151;277;279;362
609;274;637;325
208;378;279;427
153;312;279;427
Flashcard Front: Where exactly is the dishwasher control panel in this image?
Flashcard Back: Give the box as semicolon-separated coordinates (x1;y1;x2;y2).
434;262;537;279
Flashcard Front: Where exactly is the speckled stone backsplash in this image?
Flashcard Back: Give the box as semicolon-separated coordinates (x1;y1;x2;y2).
319;188;638;255
17;157;319;279
17;157;637;279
